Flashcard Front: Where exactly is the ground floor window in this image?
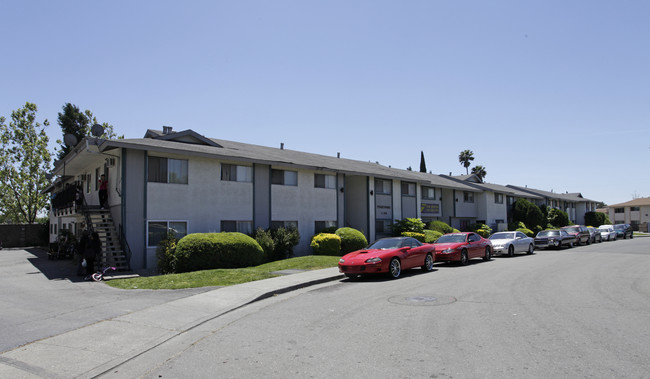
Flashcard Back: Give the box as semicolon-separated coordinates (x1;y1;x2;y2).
221;220;253;234
148;221;188;247
271;220;298;229
315;220;337;234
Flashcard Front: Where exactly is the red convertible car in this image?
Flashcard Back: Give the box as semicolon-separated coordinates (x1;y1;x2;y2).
338;237;436;279
433;232;492;266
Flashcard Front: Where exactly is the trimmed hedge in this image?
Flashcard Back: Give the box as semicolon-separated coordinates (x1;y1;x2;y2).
428;220;455;234
310;233;341;255
335;227;368;254
401;232;425;242
516;228;534;237
174;232;264;273
424;230;443;243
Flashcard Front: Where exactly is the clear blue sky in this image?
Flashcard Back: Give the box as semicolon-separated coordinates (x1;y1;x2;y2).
2;0;648;205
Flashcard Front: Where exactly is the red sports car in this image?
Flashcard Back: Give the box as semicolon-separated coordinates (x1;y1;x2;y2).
338;237;436;279
433;232;492;266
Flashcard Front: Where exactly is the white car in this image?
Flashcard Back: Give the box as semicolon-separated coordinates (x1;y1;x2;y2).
597;226;617;241
489;231;535;256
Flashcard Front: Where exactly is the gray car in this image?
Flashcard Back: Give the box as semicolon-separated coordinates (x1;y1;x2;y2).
489;231;535;256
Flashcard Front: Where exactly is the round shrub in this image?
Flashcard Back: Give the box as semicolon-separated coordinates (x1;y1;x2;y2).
335;227;368;254
428;220;454;234
424;230;443;243
174;232;264;273
401;232;425;242
310;233;341;255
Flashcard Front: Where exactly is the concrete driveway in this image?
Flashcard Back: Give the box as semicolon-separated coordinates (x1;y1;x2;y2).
0;248;215;353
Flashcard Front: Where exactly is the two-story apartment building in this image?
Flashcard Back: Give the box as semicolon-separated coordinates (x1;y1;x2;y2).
606;197;650;232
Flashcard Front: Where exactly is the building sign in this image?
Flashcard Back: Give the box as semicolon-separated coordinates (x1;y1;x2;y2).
421;201;441;216
375;194;392;219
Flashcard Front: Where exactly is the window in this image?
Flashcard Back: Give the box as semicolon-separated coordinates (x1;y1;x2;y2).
148;157;188;184
401;182;415;196
507;196;515;205
494;193;504;204
464;192;474;203
631;207;640;212
221;164;252;182
271;220;298;229
375;220;392;235
147;221;187;247
314;174;336;189
221;220;253;234
272;169;298;186
86;173;91;193
615;207;624;213
375;179;392;194
315;221;337;234
422;187;436;200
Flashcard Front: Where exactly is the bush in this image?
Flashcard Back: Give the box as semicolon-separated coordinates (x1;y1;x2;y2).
584;211;610;227
174;233;264;273
547;208;570;228
310;233;341;255
252;228;274;262
156;232;180;274
424;230;443;243
516;228;534;237
269;227;300;261
427;220;454;234
402;232;425;242
392;218;425;236
468;223;492;238
335;227;368;254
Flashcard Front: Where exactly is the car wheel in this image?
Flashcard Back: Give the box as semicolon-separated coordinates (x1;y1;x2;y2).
460;249;469;266
527;244;534;255
388;258;401;279
422;253;434;272
586;237;591;245
508;245;515;257
483;247;491;261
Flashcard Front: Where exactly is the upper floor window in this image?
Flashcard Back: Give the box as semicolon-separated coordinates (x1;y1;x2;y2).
494;193;504;204
272;169;298;186
630;207;640;212
401;182;415;197
375;179;392;195
614;207;624;213
148;157;188;184
463;192;474;203
314;174;336;189
422;186;435;200
221;164;252;182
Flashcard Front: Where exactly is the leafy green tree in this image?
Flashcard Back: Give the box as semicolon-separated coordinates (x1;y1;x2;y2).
0;103;51;223
458;149;474;174
512;198;544;231
55;103;120;160
419;151;427;173
547;208;570;228
471;165;487;182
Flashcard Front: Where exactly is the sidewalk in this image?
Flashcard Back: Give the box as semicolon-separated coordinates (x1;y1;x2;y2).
0;267;343;378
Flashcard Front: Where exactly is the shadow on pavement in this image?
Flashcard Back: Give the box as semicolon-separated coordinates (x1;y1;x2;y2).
25;247;85;282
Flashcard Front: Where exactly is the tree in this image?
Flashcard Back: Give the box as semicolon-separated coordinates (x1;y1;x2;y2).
512;198;544;232
458;149;474;174
547;208;570;228
419;151;427;173
55;103;120;160
0;103;51;223
471;165;487;182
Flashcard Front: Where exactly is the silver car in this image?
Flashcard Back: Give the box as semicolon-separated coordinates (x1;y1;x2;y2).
598;226;617;241
489;231;535;256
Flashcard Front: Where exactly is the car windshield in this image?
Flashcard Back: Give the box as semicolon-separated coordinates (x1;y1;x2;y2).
538;230;559;237
597;228;608;232
367;238;403;250
490;232;514;240
436;234;467;243
563;226;580;233
613;225;625;231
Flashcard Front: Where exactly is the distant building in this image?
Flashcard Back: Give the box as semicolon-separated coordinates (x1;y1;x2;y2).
606;197;650;232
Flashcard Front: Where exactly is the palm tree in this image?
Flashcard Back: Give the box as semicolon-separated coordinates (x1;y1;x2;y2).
458;150;474;174
471;165;487;182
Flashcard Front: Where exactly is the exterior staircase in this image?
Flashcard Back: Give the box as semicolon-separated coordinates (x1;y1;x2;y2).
87;209;130;271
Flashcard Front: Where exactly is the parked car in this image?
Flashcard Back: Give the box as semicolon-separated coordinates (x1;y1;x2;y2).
534;229;575;249
587;227;602;243
613;224;633;239
433;232;492;265
561;225;591;246
597;226;617;241
489;231;535;256
338;237;435;279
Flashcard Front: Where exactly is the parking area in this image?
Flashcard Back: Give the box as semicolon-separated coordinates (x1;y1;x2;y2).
0;248;215;353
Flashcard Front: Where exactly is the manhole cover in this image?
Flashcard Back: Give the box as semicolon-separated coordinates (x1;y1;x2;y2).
388;294;457;306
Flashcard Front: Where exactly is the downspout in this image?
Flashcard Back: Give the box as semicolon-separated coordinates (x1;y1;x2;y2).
143;151;148;269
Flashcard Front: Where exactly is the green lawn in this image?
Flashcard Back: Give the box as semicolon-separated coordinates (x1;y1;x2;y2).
106;255;340;290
